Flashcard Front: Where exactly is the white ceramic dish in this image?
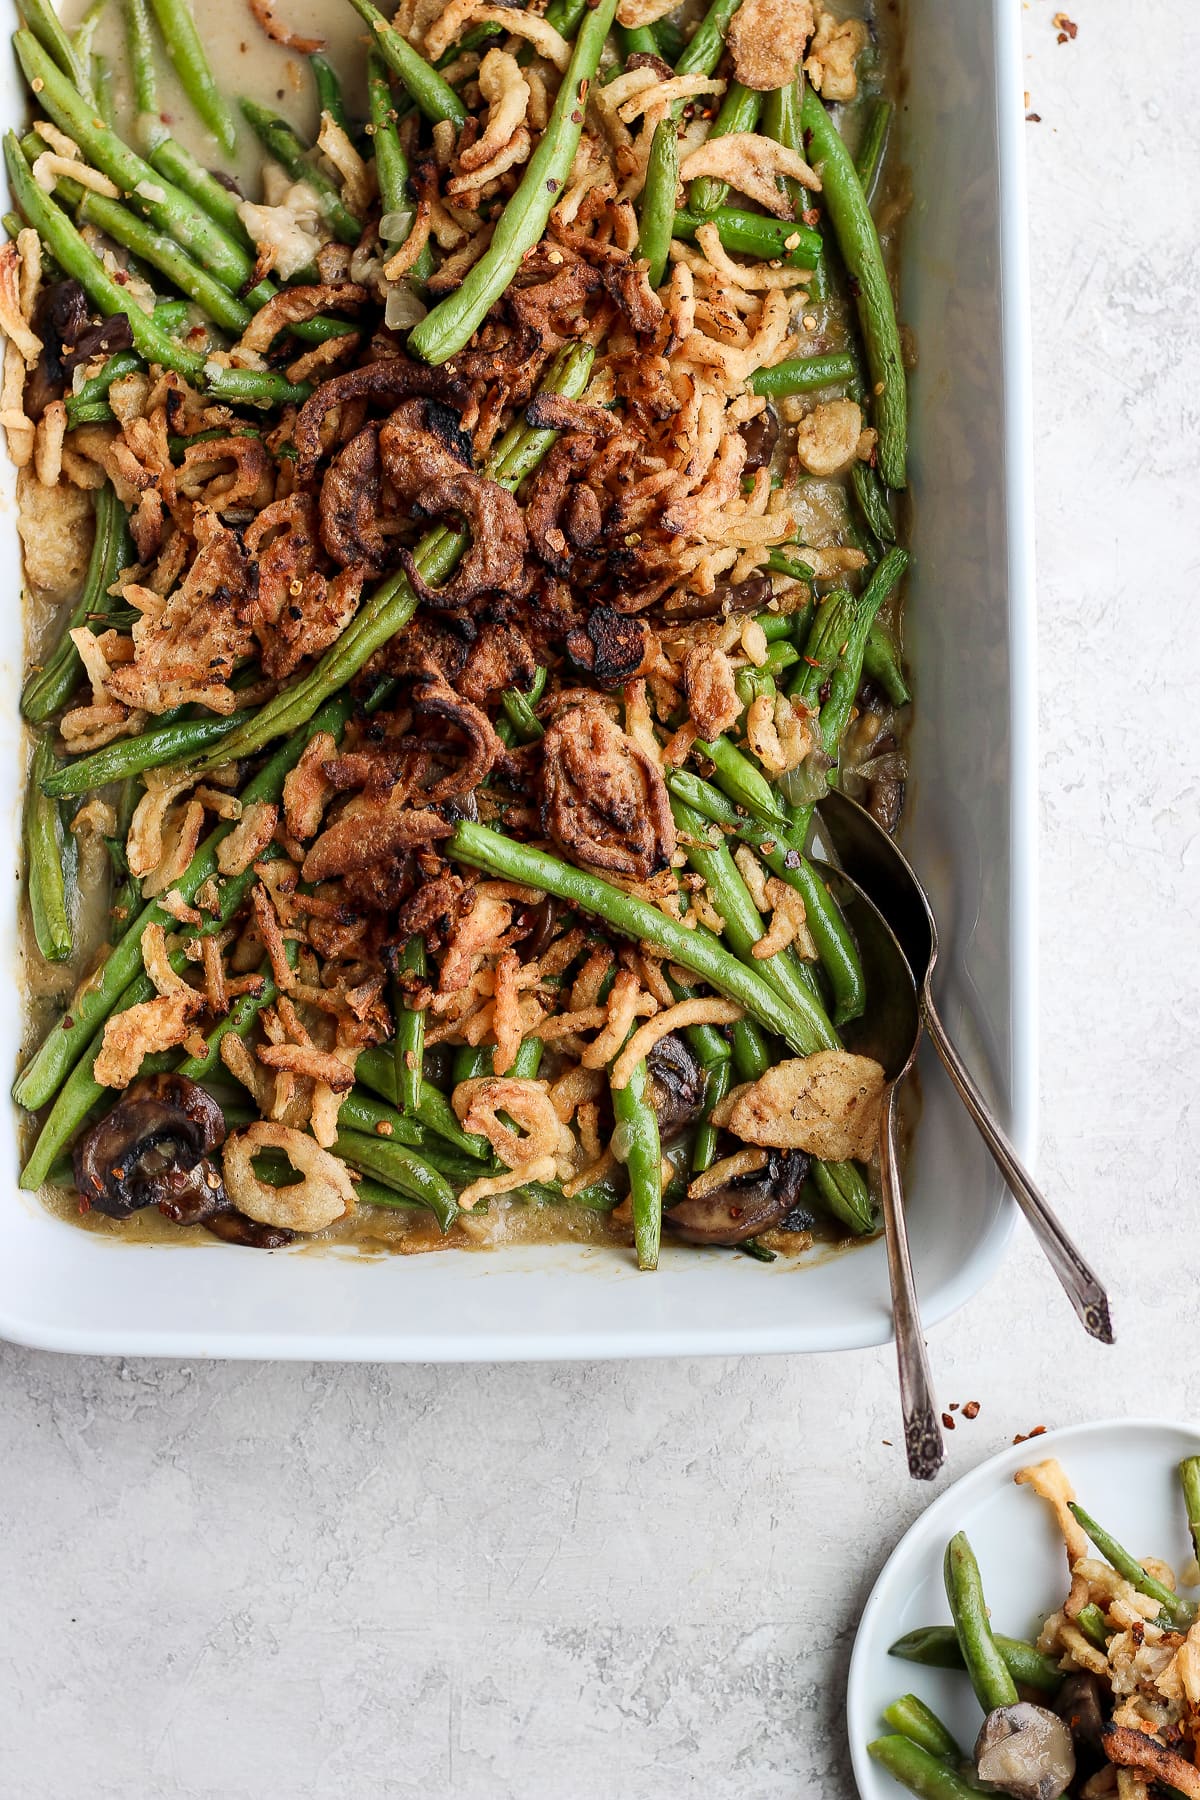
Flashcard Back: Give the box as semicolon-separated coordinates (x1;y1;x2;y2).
0;0;1037;1358
847;1417;1200;1798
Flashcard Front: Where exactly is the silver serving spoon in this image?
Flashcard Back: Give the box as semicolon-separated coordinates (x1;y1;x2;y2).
820;865;945;1482
816;787;1114;1345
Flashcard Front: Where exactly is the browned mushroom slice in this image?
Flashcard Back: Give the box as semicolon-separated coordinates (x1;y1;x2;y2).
539;702;675;879
72;1074;294;1249
658;570;774;624
645;1034;707;1141
664;1150;809;1245
738;403;780;472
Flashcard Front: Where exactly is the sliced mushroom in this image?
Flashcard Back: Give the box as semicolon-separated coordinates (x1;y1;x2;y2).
658;570;773;624
1053;1674;1106;1763
738;403;779;473
645;1034;707;1141
664;1148;809;1245
73;1074;293;1249
974;1704;1076;1800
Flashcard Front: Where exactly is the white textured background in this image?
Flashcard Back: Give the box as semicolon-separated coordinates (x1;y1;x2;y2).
3;4;1198;1795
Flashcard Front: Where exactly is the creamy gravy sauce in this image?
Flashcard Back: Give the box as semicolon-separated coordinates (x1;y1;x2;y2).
32;0;903;1260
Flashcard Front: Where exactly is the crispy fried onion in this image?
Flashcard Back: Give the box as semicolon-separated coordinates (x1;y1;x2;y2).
222;1122;356;1233
540;701;676;879
247;0;324;52
611;999;743;1089
452;1074;563;1177
1103;1727;1200;1800
727;0;814;90
93;923;205;1088
301;793;452;883
0;238;43;364
243;493;362;680
712;1051;885;1162
412;665;511;801
293;356;463;479
379;400;529;607
424;0;570;69
236;282;367;355
450;49;530;189
678;134;821;218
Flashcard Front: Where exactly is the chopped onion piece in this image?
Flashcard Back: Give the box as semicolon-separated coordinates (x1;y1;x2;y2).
384;283;427;331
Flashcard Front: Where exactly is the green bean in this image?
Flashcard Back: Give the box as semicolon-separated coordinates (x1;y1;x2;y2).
612;1056;662;1271
368;50;409;215
394;936;427;1115
150;137;253;243
501;679;545;743
334;1129;458;1232
54;170;253;334
617;23;658;58
757;611;799;644
863;624;911;707
408;0;618;364
881;1696;962;1767
690;82;762;212
448;821;839;1059
636;117;678;290
749;352;857;398
855;97;892;206
1068;1502;1195;1625
337;1089;428;1152
691;1058;730;1174
354;1047;488;1160
852;459;896;546
240;101;362;247
22;484;128;724
731;1017;771;1081
544;0;588;33
674;0;742;81
43;714;255;800
1181;1456;1200;1566
4;136;308;409
148;0;238;153
944;1531;1019;1712
93;53;117;128
809;1149;874;1235
13;696;352;1116
25;738;75;963
169;343;595;778
801;86;907;487
765;550;815;584
671;796;834;1041
3;211;22;239
22;0;95;102
738;1236;775;1263
867;1736;978;1800
651;17;684;61
66;350;142;426
761;75;807;218
665;770;867;1028
343;0;467;128
889;1625;1064;1695
1074;1602;1109;1648
671;206;821;269
125;0;161;121
311;53;350;131
175;967;285;1083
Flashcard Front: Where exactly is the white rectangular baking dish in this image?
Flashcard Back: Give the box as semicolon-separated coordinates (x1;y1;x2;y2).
0;0;1036;1358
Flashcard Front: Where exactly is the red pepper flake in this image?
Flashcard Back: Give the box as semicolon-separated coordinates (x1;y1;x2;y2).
546;178;559;193
941;1412;956;1430
571;109;583;124
1013;1424;1048;1445
963;1400;981;1420
949;1402;959;1411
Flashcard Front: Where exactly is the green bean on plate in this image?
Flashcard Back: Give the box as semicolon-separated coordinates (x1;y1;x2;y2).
3;0;911;1260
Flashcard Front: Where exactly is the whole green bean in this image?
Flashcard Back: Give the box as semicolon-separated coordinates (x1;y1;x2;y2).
801;86;907;487
809;1155;874;1235
148;0;238;153
690;82;762;212
888;1625;1063;1695
337;1088;428;1152
730;1016;771;1081
342;0;468;128
448;821;840;1059
311;54;350;131
637;117;678;291
240;100;362;246
1068;1502;1195;1625
867;1736;978;1800
394;936;427;1114
674;0;742;80
613;1056;662;1271
762;75;807;219
354;1047;488;1160
43;712;255;799
855;97;892;206
334;1128;458;1232
881;1696;962;1767
22;0;95;102
14;697;352;1115
368;50;409;215
25;738;75;963
691;1058;731;1174
1181;1456;1200;1566
22;484;128;724
408;0;618;364
671;206;821;269
944;1531;1019;1712
175;966;284;1083
863;624;911;707
169;344;594;777
749;352;858;398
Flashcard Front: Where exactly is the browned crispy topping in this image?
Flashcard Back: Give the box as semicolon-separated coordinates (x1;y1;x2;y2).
539;701;675;878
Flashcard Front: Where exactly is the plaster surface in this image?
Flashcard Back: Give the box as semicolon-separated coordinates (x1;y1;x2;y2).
2;4;1198;1794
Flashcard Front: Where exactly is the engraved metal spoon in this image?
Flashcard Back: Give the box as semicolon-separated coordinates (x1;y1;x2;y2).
820;865;945;1482
816;787;1114;1346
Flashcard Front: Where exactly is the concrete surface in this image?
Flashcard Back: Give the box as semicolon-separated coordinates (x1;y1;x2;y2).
2;3;1198;1794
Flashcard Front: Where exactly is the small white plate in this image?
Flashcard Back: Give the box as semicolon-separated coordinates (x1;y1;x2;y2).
846;1417;1200;1799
